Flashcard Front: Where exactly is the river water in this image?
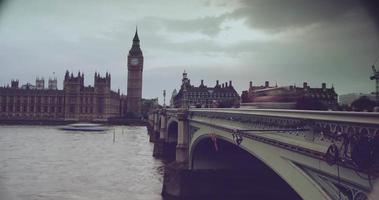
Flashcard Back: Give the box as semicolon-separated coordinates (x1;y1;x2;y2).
0;125;165;200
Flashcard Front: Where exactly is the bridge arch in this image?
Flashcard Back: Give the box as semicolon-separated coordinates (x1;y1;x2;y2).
166;117;179;131
188;127;333;200
189;135;302;199
165;118;179;161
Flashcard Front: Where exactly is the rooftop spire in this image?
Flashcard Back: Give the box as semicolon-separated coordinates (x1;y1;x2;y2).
133;26;139;42
129;26;142;56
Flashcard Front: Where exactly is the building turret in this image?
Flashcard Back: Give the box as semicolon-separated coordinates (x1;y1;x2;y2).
64;71;84;92
36;77;45;90
11;80;19;88
48;78;58;90
65;70;69;79
94;72;111;93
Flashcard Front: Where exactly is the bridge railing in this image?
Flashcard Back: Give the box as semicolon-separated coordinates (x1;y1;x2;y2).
189;108;379;125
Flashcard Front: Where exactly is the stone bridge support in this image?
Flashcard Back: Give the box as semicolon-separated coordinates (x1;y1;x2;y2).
175;110;189;163
153;110;169;157
159;112;167;141
151;109;190;163
148;112;160;143
147;113;154;138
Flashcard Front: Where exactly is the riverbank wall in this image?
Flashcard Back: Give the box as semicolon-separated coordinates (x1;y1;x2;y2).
0;118;147;126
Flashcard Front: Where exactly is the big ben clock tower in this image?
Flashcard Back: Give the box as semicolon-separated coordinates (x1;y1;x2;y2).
127;28;143;117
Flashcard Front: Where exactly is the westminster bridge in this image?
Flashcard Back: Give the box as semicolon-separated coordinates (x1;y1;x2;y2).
147;108;379;200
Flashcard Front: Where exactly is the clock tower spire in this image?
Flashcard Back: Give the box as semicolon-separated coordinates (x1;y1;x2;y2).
127;27;143;117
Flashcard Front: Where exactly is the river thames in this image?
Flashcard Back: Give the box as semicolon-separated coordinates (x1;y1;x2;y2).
0;125;165;200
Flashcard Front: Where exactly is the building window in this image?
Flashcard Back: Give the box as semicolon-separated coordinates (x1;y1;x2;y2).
97;97;104;114
69;105;75;113
70;97;75;104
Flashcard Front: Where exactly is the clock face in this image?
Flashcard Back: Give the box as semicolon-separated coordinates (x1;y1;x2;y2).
130;58;139;65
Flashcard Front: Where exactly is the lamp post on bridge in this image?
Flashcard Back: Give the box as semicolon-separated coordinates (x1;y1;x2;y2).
163;89;166;109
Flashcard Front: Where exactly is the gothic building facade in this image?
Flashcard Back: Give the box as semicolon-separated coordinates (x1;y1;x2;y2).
0;71;123;122
173;71;240;108
0;30;146;122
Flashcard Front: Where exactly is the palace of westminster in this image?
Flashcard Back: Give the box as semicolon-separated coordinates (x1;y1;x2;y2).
0;30;144;122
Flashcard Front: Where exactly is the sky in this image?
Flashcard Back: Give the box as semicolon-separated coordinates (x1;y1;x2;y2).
0;0;378;102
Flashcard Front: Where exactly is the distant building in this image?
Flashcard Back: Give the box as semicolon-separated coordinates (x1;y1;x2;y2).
172;71;240;108
0;71;125;122
241;81;338;110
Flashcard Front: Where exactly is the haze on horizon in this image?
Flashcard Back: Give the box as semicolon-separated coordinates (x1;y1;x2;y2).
0;0;378;102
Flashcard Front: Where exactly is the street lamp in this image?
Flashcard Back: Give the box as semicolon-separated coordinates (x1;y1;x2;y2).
163;89;166;109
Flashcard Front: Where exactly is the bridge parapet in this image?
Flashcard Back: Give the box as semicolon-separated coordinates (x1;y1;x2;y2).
189;109;379;140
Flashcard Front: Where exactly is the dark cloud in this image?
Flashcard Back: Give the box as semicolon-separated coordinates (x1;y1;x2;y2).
159;0;373;37
360;0;379;31
161;16;226;36
231;0;362;32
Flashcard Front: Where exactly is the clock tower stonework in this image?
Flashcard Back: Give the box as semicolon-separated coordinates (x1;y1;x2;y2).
127;29;143;117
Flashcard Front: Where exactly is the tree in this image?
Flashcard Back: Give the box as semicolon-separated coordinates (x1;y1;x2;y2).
295;97;327;110
351;96;376;112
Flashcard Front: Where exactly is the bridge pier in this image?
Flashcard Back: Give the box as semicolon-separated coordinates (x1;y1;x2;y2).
149;112;160;143
148;113;155;142
175;112;189;163
153;111;166;157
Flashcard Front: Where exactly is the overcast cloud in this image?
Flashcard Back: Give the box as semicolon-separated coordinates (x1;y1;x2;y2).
0;0;378;102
